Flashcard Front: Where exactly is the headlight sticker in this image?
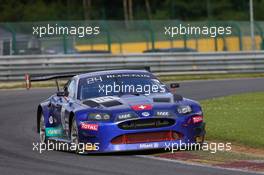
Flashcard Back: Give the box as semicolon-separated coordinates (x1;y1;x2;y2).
177;105;192;114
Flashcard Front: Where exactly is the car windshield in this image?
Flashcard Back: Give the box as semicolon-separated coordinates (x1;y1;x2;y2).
78;74;168;100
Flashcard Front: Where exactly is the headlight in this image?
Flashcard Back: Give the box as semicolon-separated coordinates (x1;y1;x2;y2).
177;105;192;114
88;113;110;121
116;112;138;121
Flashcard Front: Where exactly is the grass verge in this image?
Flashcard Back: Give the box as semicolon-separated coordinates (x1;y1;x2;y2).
159;73;264;82
155;148;264;172
156;92;264;170
201;91;264;148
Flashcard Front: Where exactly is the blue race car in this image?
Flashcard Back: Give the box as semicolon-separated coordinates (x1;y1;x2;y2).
32;69;205;154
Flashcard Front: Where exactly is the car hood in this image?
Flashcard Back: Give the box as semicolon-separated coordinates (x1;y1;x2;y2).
82;93;179;115
79;93;201;120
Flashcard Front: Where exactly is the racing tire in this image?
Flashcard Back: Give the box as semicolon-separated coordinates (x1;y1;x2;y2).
70;117;83;154
39;113;47;144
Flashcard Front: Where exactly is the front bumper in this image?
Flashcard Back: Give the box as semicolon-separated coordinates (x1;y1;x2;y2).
78;120;206;153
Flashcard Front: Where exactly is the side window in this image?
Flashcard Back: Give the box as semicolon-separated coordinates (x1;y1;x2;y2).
67;79;76;99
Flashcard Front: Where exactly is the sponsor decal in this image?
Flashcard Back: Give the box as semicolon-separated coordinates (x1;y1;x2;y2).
139;143;159;149
131;104;152;111
118;113;132;120
141;112;150;117
192;116;203;123
45;127;63;137
48;116;54;124
80;122;99;131
106;74;150;79
90;96;120;103
156;111;169;116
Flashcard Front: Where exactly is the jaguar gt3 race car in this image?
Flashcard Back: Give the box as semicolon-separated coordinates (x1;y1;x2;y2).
29;68;205;154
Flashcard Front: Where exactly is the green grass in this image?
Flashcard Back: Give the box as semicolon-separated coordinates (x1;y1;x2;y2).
201;92;264;148
159;73;264;82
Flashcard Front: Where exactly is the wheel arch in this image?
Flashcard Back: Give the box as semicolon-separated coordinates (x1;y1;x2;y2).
37;105;42;133
69;111;75;134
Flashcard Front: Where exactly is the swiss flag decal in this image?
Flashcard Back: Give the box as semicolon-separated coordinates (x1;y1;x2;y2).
131;104;152;111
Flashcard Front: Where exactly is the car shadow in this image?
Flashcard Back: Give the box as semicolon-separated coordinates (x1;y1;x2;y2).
82;148;169;156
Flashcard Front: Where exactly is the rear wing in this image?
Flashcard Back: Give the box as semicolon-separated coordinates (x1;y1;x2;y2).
24;66;151;90
25;73;76;90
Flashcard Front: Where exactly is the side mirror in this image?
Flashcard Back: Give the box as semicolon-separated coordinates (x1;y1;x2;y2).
170;83;180;88
56;89;69;97
56;91;65;97
170;83;180;94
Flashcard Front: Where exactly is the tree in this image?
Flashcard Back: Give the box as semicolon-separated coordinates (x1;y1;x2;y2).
123;0;128;27
145;0;152;19
123;0;133;21
83;0;92;20
128;0;133;20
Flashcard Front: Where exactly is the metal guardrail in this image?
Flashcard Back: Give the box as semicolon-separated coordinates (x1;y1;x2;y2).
1;51;264;81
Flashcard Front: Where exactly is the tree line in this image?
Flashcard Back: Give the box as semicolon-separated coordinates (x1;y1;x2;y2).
0;0;264;22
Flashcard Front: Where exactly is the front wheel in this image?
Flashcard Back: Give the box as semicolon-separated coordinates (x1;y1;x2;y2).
70;117;84;154
39;114;47;144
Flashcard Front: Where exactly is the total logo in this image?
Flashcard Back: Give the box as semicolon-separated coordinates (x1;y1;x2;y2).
80;122;99;131
131;104;152;111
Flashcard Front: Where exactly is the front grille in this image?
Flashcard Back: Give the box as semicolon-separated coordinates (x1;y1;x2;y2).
111;131;183;144
118;118;175;130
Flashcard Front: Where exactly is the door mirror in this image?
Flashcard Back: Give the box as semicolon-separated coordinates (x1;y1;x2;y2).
170;83;180;88
56;91;65;97
56;86;69;97
170;83;180;94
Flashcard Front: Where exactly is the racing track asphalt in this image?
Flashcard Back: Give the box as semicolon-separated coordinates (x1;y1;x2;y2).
0;78;264;175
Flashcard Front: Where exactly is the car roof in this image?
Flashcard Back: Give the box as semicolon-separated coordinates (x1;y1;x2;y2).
76;69;152;79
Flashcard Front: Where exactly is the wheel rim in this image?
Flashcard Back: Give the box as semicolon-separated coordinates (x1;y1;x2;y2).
39;114;46;143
